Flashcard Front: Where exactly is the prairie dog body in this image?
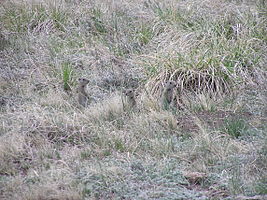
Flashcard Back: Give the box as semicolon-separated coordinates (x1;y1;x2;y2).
122;89;136;110
161;80;176;109
77;78;90;107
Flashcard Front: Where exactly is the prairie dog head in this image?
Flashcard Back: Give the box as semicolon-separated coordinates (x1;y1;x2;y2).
164;80;176;90
122;88;136;109
123;89;135;99
78;78;89;87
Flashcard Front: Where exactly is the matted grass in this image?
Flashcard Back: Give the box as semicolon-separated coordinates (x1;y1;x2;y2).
0;0;266;199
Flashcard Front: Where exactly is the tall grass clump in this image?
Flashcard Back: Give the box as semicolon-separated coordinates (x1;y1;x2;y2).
143;1;267;103
61;62;74;91
222;118;248;138
1;2;68;33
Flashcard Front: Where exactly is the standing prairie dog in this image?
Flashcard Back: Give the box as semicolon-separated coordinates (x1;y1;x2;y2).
122;89;136;110
77;78;90;107
161;80;176;109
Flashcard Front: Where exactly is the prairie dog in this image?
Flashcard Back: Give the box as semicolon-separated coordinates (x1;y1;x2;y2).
122;89;136;110
161;80;176;109
77;78;90;107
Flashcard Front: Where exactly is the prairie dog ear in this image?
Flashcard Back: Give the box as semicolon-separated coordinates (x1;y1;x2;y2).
171;81;176;86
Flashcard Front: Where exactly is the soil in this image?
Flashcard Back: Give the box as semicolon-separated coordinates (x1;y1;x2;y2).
177;110;254;133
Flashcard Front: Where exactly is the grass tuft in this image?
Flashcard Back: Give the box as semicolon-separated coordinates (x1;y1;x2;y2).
61;62;74;92
222;118;248;138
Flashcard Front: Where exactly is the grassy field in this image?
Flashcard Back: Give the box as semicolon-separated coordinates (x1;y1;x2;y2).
0;0;266;199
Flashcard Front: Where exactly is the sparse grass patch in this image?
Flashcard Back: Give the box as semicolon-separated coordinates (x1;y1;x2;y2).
0;133;29;175
184;93;218;112
1;2;68;33
86;94;124;123
136;23;154;46
90;8;108;35
222;118;248;138
75;158;210;199
61;62;74;91
255;178;267;195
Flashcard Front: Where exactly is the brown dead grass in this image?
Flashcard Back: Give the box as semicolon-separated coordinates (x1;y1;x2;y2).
0;0;266;199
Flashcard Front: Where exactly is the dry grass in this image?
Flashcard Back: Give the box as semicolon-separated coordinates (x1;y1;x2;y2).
0;0;266;199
